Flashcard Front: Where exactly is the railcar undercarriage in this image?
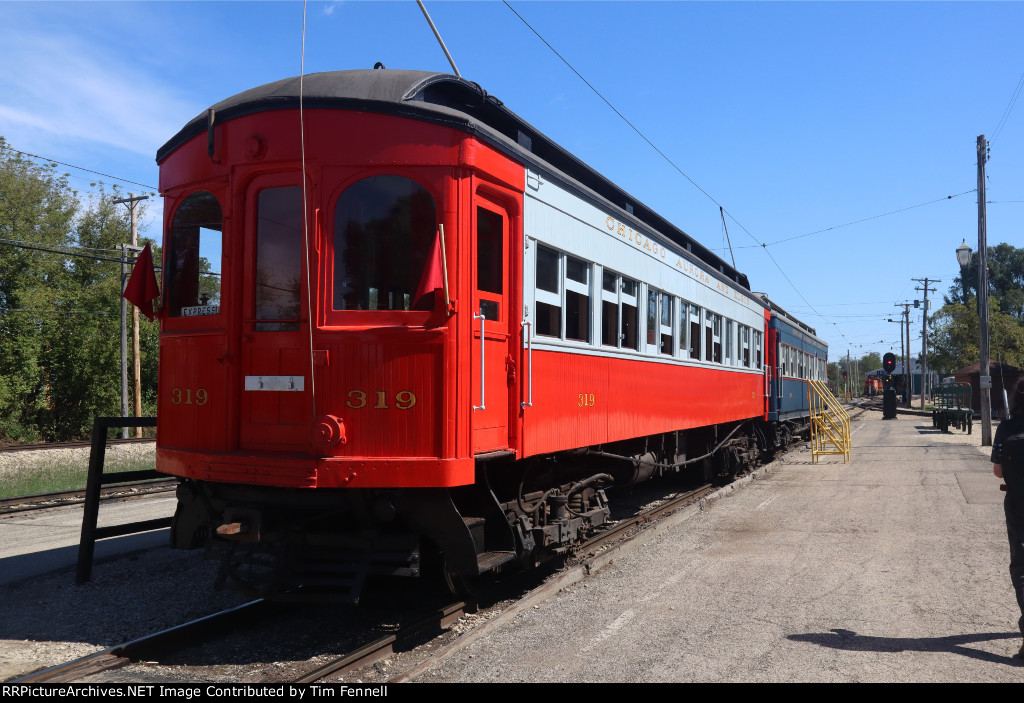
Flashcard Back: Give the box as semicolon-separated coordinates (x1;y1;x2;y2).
168;420;787;602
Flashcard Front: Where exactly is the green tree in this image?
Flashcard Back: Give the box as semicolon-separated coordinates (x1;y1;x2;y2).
858;352;882;376
40;193;131;439
827;361;844;392
0;138;158;441
949;243;1024;321
0;139;79;440
929;297;1024;374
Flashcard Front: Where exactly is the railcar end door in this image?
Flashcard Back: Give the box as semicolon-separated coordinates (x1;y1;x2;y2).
471;198;512;453
238;177;314;451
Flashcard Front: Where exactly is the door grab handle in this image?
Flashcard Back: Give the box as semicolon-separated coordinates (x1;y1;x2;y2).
474;313;486;411
522;321;533;410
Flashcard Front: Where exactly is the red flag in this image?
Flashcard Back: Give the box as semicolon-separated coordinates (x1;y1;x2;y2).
414;230;444;305
123;243;160;321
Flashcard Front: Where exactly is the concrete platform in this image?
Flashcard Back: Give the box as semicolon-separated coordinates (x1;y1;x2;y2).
412;408;1024;682
0;496;174;586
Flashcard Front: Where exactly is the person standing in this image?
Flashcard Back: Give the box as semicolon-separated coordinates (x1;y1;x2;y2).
991;377;1024;658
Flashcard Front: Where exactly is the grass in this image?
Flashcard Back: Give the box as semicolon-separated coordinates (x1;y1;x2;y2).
0;450;157;499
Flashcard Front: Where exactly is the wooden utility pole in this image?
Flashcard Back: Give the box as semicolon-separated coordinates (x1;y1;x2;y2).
978;135;992;446
113;194;149;438
912;278;939;410
894;303;913;406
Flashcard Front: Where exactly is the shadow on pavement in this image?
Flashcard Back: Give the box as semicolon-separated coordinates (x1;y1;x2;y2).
788;628;1023;666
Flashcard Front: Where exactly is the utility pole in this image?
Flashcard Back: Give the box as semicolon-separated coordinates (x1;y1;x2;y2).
846;349;851;401
978;134;992;446
912;278;939;410
905;307;911;405
113;194;149;439
888;311;908;405
893;303;913;406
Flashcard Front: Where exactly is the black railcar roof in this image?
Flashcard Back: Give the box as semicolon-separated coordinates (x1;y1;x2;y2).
755;292;823;342
158;69;751;291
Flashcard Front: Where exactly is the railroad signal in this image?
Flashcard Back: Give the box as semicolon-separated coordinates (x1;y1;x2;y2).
882;352;896;374
882;353;898;419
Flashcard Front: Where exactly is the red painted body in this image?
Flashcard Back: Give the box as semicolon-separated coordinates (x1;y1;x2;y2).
522;351;764;457
156;108;772;491
151;72;832;598
157;110;527;488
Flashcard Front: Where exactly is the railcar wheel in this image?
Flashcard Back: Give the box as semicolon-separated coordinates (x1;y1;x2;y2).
421;541;478;599
443;571;477;600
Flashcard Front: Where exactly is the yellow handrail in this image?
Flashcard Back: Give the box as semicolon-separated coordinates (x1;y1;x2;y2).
807;380;851;463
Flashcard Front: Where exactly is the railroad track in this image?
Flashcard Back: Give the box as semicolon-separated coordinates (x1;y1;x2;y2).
11;600;266;683
291;480;724;683
0;437;155;453
9;432;842;684
7;477;719;684
0;479;177;515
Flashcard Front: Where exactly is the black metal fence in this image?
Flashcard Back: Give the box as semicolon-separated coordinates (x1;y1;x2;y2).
76;416;168;584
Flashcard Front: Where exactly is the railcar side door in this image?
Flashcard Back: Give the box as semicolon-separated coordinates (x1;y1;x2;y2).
471;197;512;453
238;176;315;451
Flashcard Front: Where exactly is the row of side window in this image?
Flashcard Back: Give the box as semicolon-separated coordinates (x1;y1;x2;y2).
778;342;827;381
533;243;762;370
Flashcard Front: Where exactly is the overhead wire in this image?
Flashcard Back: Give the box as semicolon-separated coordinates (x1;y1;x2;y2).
991;68;1024;144
0;236;126;257
3;145;158;192
502;1;861;343
0;238;134;265
742;190;976;249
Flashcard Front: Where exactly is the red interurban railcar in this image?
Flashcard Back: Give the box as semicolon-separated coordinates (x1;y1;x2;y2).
154;69;827;599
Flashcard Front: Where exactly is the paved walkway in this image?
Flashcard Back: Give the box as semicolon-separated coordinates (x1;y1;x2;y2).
413;408;1023;682
0;496;173;586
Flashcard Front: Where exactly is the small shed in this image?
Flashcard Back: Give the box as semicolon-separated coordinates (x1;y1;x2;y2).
952;361;1022;419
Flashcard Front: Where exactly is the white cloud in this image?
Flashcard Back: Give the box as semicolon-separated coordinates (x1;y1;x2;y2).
0;30;197;160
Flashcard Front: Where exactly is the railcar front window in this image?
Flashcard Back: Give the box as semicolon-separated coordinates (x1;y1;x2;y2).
256;186;303;330
166;191;223;318
477;206;503;320
333;175;438;312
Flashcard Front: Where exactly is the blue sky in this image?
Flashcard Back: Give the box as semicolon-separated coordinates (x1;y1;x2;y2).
2;1;1022;365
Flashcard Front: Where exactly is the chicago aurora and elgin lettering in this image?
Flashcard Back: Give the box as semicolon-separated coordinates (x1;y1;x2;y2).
603;216;757;309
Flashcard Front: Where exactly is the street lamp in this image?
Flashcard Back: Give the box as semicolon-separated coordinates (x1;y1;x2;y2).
956;239;971;303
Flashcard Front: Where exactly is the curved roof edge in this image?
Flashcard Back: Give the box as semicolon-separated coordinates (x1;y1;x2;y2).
754;293;821;340
158;69;750;291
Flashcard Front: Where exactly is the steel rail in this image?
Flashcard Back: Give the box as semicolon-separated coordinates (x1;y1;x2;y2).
0;478;177;515
11;600;266;683
291;601;468;683
0;437;155;453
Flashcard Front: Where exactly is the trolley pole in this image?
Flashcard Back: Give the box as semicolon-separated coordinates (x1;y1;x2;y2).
977;135;992;446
